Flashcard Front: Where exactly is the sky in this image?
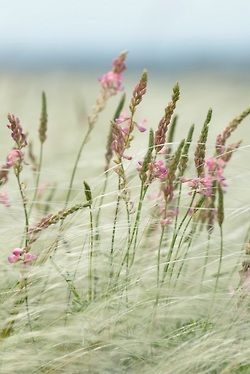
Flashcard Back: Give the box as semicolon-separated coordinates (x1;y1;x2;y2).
0;0;250;67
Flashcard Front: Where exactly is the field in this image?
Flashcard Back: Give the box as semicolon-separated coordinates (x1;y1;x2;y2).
0;62;249;373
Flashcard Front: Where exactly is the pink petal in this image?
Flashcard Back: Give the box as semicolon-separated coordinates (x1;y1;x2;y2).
8;254;19;263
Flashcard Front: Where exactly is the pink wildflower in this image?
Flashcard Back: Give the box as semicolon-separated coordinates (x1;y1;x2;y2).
180;176;213;196
8;247;37;264
23;253;37;264
0;191;10;207
115;112;147;134
148;160;168;180
137;160;168;184
136;119;147;133
99;71;123;93
181;156;226;196
6;149;23;167
8;248;23;263
99;52;127;95
205;157;226;187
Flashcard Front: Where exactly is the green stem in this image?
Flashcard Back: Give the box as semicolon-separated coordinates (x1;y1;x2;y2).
109;177;121;284
95;172;109;241
200;232;211;291
213;225;224;296
129;184;147;268
115;183;146;281
88;205;94;301
172;224;196;290
28;142;43;216
65;127;92;208
161;192;196;285
16;171;29;247
155;226;166;305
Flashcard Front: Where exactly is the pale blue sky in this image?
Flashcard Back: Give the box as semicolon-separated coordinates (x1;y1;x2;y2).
0;0;250;64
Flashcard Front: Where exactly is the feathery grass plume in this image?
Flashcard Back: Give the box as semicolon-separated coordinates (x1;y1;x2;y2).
194;108;212;177
105;93;126;171
83;181;92;205
165;114;178;157
211;183;225;302
217;184;224;228
220;140;242;163
28;202;90;242
162;139;185;203
155;83;180;152
129;70;147;115
83;181;94;301
138;128;154;184
178;124;195;176
39;92;48;144
216;107;250;154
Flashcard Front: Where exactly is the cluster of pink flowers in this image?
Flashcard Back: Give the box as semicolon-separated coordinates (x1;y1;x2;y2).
116;112;147;134
138;160;168;183
8;248;37;264
181;157;226;196
99;53;127;95
148;160;168;180
112;113;147;161
0;149;23;186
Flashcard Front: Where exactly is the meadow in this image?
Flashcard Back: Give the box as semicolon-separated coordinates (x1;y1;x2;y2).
0;53;249;373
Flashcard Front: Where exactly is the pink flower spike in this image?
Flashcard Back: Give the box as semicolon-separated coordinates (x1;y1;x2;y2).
23;253;37;264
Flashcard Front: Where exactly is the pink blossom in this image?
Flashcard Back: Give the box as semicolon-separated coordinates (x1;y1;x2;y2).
8;248;23;263
149;160;168;180
6;149;23;167
23;253;37;264
99;71;123;93
115;112;147;134
181;156;227;196
136;119;147;133
8;247;37;264
180;176;213;196
138;160;168;184
99;52;127;94
0;191;10;207
205;157;226;188
115;112;130;125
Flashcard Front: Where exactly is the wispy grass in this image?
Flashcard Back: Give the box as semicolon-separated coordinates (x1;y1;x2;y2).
0;54;249;373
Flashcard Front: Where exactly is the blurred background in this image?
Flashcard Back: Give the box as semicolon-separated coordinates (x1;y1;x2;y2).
0;0;249;203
